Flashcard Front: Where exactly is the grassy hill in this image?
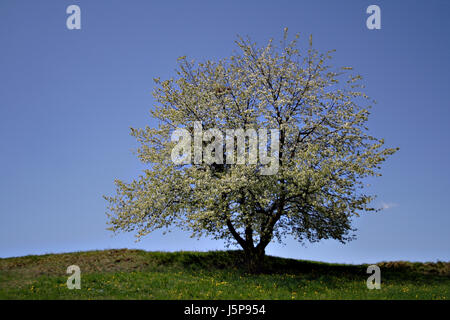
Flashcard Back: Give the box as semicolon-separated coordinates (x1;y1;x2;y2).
0;249;448;299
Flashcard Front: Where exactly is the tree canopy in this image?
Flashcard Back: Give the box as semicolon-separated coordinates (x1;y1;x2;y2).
105;29;398;271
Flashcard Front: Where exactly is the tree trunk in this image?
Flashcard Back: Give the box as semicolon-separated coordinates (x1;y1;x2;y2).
243;247;265;273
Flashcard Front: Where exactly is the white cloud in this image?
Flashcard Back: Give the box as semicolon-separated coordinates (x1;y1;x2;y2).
380;202;399;210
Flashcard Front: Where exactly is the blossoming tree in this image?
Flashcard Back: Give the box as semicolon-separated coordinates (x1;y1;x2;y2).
105;30;398;272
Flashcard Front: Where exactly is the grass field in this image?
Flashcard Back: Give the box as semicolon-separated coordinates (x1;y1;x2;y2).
0;249;448;299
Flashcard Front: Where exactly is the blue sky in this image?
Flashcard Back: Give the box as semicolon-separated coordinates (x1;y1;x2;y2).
0;0;449;263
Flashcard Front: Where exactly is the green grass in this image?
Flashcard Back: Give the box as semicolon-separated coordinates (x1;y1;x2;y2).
0;249;448;299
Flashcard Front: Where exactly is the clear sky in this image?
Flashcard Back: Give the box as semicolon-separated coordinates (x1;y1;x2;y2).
1;0;449;263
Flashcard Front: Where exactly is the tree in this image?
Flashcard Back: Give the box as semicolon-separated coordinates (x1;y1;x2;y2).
105;29;398;272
